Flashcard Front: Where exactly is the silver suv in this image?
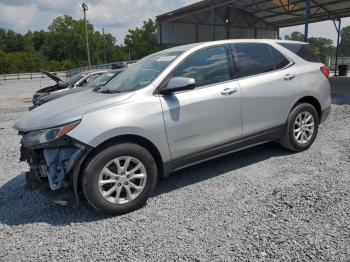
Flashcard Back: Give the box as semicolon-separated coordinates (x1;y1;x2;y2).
14;40;331;215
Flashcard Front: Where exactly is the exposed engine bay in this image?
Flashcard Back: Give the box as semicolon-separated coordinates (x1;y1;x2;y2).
19;132;90;204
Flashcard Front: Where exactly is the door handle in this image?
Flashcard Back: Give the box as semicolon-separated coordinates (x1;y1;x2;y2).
221;87;238;96
284;74;296;81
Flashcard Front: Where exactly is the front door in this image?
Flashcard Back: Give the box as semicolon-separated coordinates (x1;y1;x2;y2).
160;46;242;159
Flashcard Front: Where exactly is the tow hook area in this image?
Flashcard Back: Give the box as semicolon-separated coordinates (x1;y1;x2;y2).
43;147;79;190
24;171;77;205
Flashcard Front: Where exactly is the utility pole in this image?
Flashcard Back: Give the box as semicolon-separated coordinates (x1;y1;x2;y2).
102;28;107;64
82;3;91;67
333;18;342;76
304;0;311;42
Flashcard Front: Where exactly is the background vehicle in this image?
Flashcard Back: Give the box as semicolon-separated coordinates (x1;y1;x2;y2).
31;69;124;108
14;40;331;215
32;70;107;108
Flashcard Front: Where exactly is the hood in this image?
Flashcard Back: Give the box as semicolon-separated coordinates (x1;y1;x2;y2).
39;86;91;103
34;82;68;96
41;70;63;83
14;89;134;132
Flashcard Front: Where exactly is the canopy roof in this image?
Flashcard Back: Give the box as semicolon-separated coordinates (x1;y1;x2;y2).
157;0;350;28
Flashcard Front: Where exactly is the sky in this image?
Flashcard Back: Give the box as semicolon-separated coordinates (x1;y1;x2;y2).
0;0;349;44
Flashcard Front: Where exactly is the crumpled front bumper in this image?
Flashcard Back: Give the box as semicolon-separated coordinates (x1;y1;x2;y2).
24;171;76;205
20;135;91;205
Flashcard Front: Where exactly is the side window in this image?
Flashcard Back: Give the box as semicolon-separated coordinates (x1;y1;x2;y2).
232;43;275;78
79;74;100;87
270;47;290;69
278;43;320;63
172;46;231;88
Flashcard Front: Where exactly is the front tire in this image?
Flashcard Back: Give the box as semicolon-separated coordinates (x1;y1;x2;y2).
280;103;319;152
82;143;158;215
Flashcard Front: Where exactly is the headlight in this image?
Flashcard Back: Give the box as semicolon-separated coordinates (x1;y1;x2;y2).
23;121;80;147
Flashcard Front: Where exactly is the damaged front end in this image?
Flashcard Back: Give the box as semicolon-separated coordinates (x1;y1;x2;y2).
19;121;91;205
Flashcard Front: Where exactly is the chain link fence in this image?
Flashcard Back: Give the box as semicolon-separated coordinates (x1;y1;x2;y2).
330;56;350;71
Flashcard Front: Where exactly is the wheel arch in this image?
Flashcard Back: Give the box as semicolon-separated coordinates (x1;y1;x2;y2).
74;134;165;200
291;96;322;121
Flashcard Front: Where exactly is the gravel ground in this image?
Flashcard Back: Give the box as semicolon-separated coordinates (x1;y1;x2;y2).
0;78;349;261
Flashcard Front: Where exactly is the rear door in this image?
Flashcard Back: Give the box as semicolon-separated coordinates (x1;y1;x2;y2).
160;45;242;159
231;43;297;136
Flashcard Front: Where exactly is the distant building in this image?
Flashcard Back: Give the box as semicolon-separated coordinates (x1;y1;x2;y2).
156;0;279;45
156;0;350;46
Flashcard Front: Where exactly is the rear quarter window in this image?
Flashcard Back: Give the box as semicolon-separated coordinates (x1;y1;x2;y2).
232;43;275;78
278;43;320;63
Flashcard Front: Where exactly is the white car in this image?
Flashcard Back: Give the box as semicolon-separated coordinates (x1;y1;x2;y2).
15;39;331;215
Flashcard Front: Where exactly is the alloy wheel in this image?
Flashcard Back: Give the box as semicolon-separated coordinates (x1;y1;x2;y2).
98;156;147;204
293;111;315;144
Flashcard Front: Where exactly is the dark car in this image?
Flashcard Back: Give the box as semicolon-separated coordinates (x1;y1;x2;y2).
31;69;124;108
32;70;107;108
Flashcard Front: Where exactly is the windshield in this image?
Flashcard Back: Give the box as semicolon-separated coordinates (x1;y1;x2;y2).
67;72;85;86
86;71;120;88
101;51;182;93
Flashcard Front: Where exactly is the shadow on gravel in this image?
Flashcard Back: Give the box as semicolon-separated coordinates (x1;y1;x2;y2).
155;142;290;196
0;174;106;226
0;142;290;226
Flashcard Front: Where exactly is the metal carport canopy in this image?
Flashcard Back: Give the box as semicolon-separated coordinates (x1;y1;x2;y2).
157;0;350;28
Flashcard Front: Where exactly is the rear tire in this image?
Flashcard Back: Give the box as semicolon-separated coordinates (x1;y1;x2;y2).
82;143;158;215
280;103;319;152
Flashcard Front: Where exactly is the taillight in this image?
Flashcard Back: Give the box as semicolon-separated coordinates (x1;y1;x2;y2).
320;66;330;78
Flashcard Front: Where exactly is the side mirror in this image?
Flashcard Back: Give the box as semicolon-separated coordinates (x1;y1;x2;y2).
160;77;196;95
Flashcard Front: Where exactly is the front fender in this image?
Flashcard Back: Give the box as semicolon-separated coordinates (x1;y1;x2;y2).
72;149;91;204
68;94;171;162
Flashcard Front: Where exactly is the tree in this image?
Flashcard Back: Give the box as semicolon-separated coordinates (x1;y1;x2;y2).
42;15;91;65
28;30;49;52
284;31;335;58
3;30;26;52
339;26;350;56
284;31;304;41
0;51;43;73
308;37;335;57
124;19;158;60
0;28;6;52
0;16;160;73
42;15;127;67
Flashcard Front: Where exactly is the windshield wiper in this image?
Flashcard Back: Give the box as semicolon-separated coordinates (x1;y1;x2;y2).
100;89;111;94
99;88;121;94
